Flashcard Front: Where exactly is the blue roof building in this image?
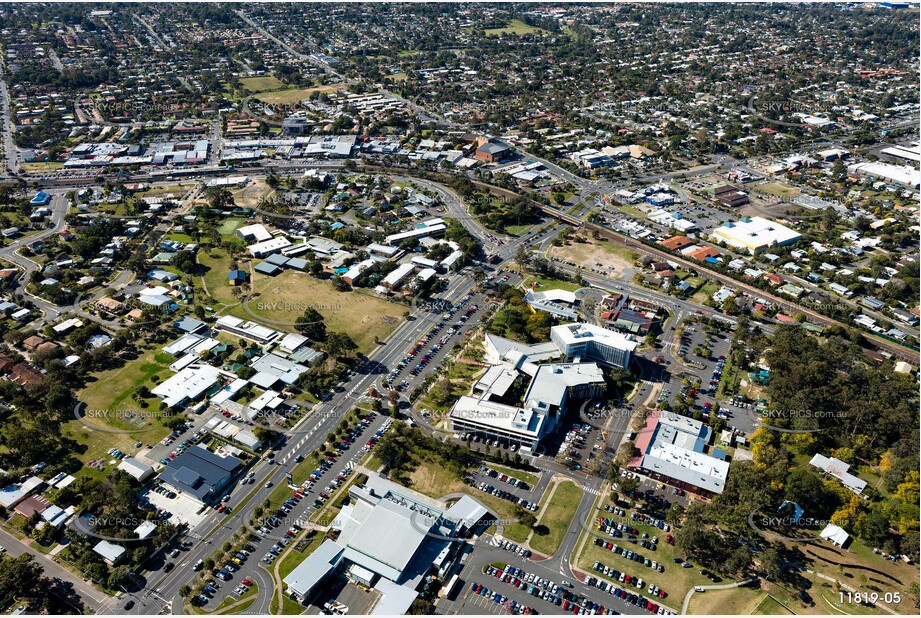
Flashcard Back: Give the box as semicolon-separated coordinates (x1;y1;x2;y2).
30;191;51;206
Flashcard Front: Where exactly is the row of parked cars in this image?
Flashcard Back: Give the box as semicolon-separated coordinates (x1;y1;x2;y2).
386;295;476;385
493;537;533;558
476;481;539;511
469;581;538;614
592;537;665;572
160;422;189;447
592;560;667;599
585;574;671;615
481;466;530;490
485;565;615;615
263;537;292;564
630;511;672;532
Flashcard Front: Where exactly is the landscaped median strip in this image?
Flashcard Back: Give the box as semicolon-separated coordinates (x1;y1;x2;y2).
528;477;584;557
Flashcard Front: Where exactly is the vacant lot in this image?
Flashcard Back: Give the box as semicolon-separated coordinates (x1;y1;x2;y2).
234;270;404;354
547;236;637;279
484;19;547;36
136;183;192;200
255;84;343;105
529;480;582;556
755;182;802;199
239;75;286;92
231;177;274;209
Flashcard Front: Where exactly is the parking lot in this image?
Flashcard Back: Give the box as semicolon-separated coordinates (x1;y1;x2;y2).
661;319;735;424
446;545;669;616
543;420;606;473
466;465;544;513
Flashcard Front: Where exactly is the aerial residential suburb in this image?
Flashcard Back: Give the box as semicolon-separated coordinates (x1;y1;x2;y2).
0;1;917;617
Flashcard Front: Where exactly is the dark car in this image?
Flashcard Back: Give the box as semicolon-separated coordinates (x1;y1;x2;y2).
124;600;135;610
164;562;175;573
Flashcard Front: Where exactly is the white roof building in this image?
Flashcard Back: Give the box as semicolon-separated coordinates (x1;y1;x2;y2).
711;217;802;255
215;315;279;344
236;223;273;243
248;236;292;258
93;540;126;565
117;457;154;482
382;263;416;289
809;453;867;494
550;323;637;369
820;523;850;547
151;365;221;408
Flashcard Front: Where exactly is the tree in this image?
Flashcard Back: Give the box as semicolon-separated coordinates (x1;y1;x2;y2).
666;503;685;524
107;565;133;591
179;585;191;598
515;506;537;530
759;546;784;581
295;308;327;342
725;545;753;576
0;554;46;608
620;476;639;495
325;332;357;358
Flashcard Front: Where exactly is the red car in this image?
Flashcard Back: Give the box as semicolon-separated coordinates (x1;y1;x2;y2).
241;578;253;586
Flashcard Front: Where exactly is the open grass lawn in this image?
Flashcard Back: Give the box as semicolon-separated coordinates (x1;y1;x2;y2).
69;347;177;468
21;162;64;173
752;594;795;615
529;481;582;556
691;279;721;304
239;75;286;92
384;72;408;82
789;536;919;600
165;232;196;244
233;269;404;354
198;247;239;307
217;218;244;236
756;182;801;199
484;19;548;36
254;84;342;106
519;273;583;293
576;501;713;601
615;204;648;219
686;581;767;614
136;183;192;199
503;223;538;237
